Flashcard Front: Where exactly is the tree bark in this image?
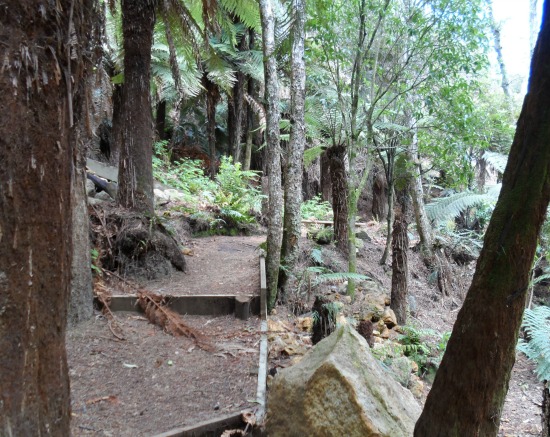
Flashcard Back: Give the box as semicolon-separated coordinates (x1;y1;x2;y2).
328;145;349;252
391;185;410;325
0;0;93;433
488;0;512;107
320;150;332;202
260;0;283;310
530;0;539;57
117;0;156;214
203;76;220;178
69;131;94;327
543;381;550;436
408;126;433;260
280;0;306;293
415;5;550;434
228;31;247;163
156;99;167;141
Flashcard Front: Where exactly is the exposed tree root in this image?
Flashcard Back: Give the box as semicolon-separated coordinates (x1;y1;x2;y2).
89;204;185;280
137;291;215;352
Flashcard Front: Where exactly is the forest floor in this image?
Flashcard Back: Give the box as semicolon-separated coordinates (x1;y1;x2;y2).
67;226;544;436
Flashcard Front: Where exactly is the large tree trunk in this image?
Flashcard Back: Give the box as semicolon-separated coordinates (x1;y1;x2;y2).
260;0;283;310
69;132;94;326
117;0;156;214
530;0;539;57
280;0;306;293
391;184;410;325
328;145;349;252
415;5;550;434
0;1;93;434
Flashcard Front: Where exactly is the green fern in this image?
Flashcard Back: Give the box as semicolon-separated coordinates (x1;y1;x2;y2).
483;150;508;174
426;187;500;223
314;272;371;285
518;306;550;382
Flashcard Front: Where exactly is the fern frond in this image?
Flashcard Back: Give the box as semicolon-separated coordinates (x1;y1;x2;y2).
315;272;371;285
310;248;324;265
483;151;508;174
219;0;262;33
518;306;550;382
426;190;498;223
304;145;326;167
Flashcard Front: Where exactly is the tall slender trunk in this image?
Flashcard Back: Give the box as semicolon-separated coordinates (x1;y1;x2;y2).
328;145;349;252
488;0;512;107
260;0;283;310
117;0;156;214
391;182;410;325
380;140;397;265
415;6;550;433
280;0;306;293
228;32;247;163
203;76;220;179
109;82;123;164
0;1;93;433
156;99;167;141
408;123;433;260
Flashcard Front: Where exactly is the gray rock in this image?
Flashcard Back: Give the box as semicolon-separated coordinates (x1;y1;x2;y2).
267;324;421;437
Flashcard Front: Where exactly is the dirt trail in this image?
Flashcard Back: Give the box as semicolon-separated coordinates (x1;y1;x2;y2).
144;235;265;296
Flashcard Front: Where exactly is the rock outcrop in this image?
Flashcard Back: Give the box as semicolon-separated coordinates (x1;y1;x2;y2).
267;324;421;437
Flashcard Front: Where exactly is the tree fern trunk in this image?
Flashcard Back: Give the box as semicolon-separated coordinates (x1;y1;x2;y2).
543;382;550;437
391;185;410;325
328;145;349;253
415;6;550;434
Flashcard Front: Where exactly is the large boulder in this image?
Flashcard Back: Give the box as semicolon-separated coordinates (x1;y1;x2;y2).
267;324;421;437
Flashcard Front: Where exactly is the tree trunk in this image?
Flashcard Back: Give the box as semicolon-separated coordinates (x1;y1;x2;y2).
117;0;156;214
69;131;94;327
328;145;349;252
488;0;512;106
530;0;539;57
260;0;283;310
391;185;410;325
415;6;550;434
380;140;396;265
109;82;123;164
228;31;247;163
204;76;220;178
408;126;433;260
543;381;550;436
156;99;167;141
320;150;332;202
0;1;93;433
280;0;306;293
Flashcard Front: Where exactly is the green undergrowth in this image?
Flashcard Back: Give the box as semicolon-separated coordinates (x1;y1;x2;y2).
153;141;264;234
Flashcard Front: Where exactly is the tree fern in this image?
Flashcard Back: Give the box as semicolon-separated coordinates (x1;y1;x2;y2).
426;186;501;223
518;306;550;382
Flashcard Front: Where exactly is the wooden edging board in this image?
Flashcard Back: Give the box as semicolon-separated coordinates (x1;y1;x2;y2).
97;294;260;318
153;411;250;437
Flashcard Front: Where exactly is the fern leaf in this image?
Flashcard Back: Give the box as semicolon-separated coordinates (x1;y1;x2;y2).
518;306;550;382
483;151;508;174
315;272;371;285
426;191;495;223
